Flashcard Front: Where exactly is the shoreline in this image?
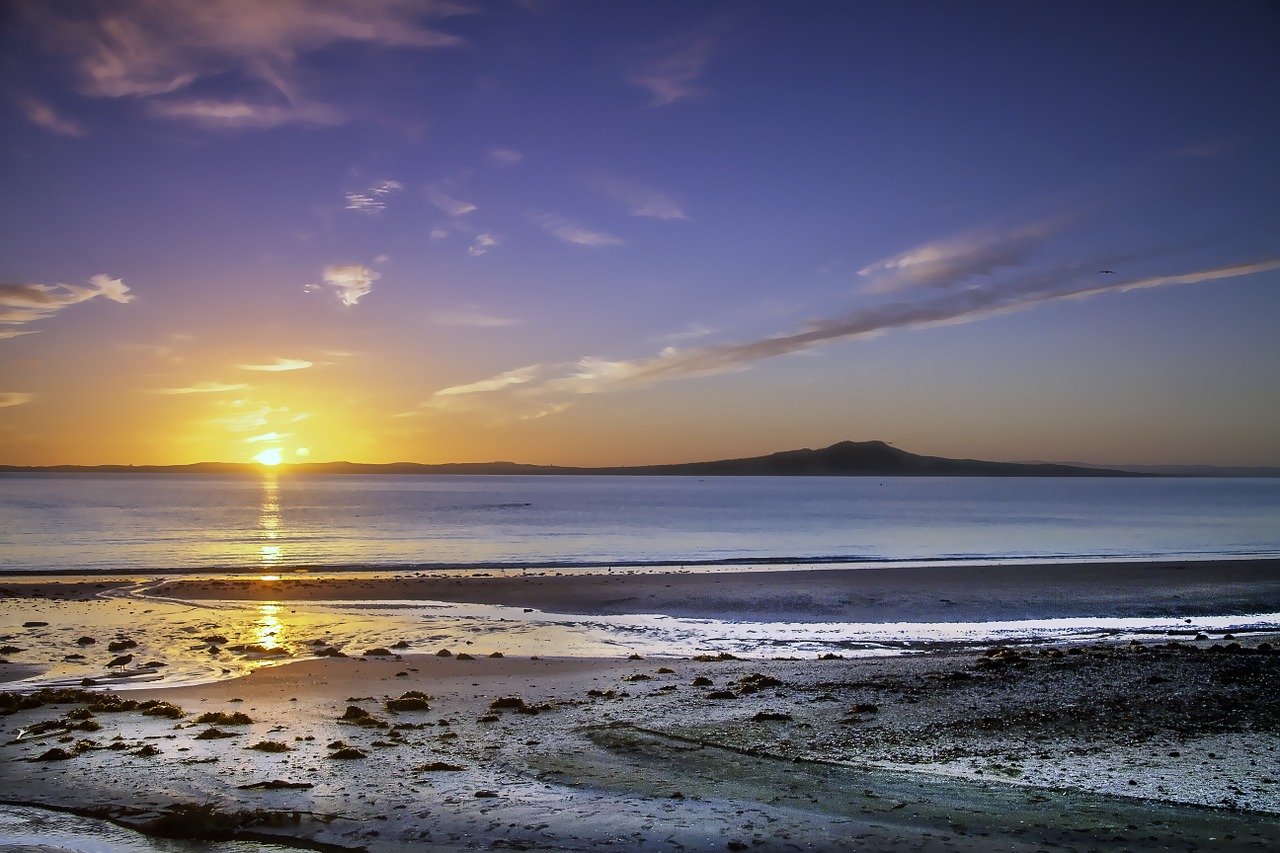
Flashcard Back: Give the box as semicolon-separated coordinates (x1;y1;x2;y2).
2;550;1277;579
149;557;1280;623
3;565;1280;850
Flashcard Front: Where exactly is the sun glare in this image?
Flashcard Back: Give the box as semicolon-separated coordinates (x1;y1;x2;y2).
255;448;284;466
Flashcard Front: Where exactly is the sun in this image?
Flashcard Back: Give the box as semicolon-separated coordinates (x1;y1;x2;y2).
254;448;284;466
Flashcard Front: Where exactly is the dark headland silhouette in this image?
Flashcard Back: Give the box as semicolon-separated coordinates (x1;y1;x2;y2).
0;440;1163;476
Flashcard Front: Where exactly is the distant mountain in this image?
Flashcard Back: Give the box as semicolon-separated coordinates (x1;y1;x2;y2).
1043;462;1280;478
594;440;1141;477
0;440;1146;477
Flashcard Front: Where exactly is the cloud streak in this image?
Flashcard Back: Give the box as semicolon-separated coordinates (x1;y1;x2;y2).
21;98;84;136
431;308;519;327
433;365;542;397
630;36;716;107
423;218;1280;420
28;0;467;128
150;381;248;395
597;179;686;220
858;224;1055;293
345;179;403;213
546;257;1280;393
532;213;625;247
238;357;313;371
429;188;478;217
0;275;134;328
0;392;35;408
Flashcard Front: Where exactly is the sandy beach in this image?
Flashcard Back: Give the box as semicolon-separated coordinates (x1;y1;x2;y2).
2;561;1279;851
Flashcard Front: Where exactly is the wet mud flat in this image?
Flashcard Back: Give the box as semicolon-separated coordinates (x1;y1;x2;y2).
1;636;1278;852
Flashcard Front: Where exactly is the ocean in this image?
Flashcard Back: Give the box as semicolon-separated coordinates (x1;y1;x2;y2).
4;473;1280;690
3;473;1279;574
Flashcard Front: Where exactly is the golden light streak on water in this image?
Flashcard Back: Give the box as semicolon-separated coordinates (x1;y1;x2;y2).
258;473;283;568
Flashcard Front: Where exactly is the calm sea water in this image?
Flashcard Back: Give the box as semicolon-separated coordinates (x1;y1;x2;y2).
2;474;1278;574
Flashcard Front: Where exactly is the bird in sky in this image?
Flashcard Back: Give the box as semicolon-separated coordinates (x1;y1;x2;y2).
1098;270;1117;274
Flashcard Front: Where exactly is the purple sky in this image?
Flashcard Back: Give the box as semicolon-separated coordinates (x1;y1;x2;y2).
2;0;1278;466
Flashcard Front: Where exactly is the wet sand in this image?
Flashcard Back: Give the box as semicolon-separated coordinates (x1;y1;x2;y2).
147;558;1280;622
2;562;1279;851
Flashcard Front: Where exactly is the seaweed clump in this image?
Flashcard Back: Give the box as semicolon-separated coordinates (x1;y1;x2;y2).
385;691;432;712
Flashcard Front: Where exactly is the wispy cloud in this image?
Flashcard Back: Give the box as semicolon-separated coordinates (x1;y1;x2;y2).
208;403;304;433
21;98;84;136
532;213;625;247
117;332;191;362
467;233;499;256
429;188;478;217
488;146;523;165
424;217;1280;414
238;357;313;372
27;0;468;128
0;330;40;340
0;275;134;328
344;179;403;213
0;392;35;408
431;308;520;327
147;98;343;129
307;265;379;306
630;36;716;107
857;223;1055;294
596;179;686;220
246;431;292;443
538;257;1280;394
661;323;715;342
150;381;248;395
433;365;542;397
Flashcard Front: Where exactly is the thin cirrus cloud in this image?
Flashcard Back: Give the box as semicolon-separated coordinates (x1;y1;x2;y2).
345;179;403;214
246;431;292;443
150;381;248;395
429;188;478;217
24;0;467;129
432;365;542;397
431;308;519;328
21;97;84;136
857;223;1056;294
0;275;134;329
629;35;716;107
488;147;523;165
0;392;35;408
531;213;625;247
424;220;1280;413
146;98;343;129
307;265;379;306
537;256;1280;395
238;357;313;372
596;179;686;220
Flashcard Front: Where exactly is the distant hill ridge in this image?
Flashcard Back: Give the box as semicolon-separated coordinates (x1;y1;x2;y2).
0;440;1149;477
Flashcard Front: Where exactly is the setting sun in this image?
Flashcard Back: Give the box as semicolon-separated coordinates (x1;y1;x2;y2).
254;448;283;466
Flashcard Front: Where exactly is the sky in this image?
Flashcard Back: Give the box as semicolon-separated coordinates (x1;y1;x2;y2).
2;0;1279;468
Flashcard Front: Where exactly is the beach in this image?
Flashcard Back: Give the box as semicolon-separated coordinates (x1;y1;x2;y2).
2;561;1279;851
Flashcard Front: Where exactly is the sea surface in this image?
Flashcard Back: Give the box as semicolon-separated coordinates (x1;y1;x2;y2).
4;474;1280;691
2;473;1279;574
